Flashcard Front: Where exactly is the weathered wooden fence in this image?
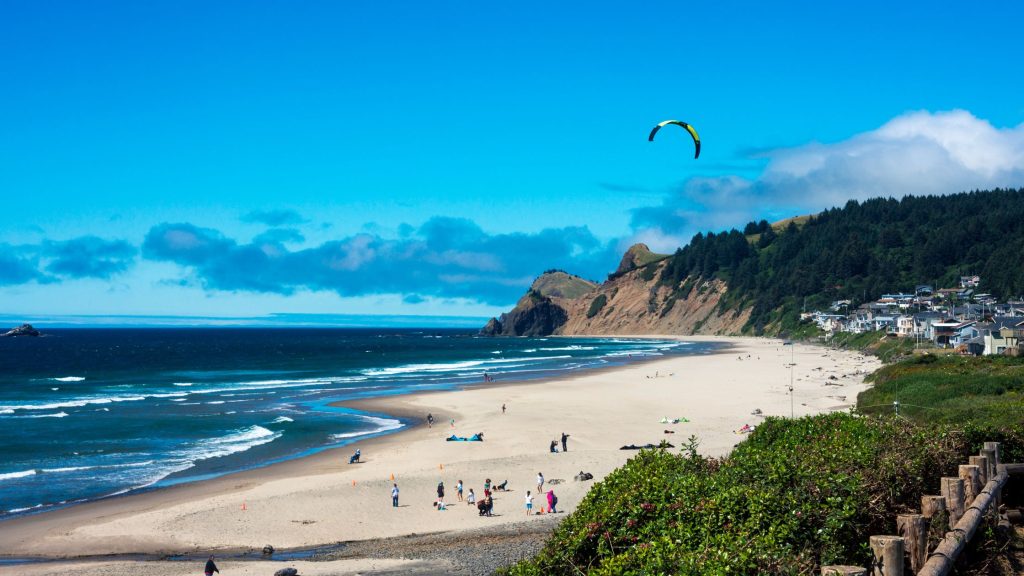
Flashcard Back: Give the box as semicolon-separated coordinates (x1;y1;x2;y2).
821;441;1019;576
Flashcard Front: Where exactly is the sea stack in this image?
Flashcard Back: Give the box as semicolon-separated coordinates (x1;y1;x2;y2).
1;324;40;337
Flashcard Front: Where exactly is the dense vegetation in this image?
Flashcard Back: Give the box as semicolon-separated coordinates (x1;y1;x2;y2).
503;413;1023;575
859;354;1024;428
657;188;1024;333
587;294;608;318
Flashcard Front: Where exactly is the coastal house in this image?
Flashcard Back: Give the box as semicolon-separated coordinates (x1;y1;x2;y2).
912;312;943;340
873;316;896;333
931;319;977;348
960;275;981;288
894;315;915;337
981;317;1024;355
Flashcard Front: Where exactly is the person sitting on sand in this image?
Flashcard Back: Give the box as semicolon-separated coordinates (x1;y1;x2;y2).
204;555;219;576
467;488;476;505
549;440;558;453
495;479;508;491
349;449;361;464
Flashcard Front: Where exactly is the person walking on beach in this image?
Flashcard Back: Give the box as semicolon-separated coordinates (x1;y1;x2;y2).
427;413;434;428
450;417;455;428
561;432;569;452
437;481;445;501
525;491;533;516
392;483;400;508
547;489;558;513
536;472;544;494
456;479;464;501
502;403;506;414
204;555;219;576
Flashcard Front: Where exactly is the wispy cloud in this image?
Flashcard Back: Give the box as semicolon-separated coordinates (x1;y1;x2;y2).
0;237;136;286
597;182;653;193
143;217;618;304
43;236;136;279
630;110;1024;251
240;209;309;227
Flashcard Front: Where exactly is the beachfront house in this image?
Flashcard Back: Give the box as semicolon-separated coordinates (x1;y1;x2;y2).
873;316;896;333
894;315;915;337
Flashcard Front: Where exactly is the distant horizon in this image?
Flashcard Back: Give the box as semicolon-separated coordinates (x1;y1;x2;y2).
0;312;489;329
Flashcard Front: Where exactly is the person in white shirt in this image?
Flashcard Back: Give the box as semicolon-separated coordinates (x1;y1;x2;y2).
391;484;399;507
525;490;533;515
536;472;544;494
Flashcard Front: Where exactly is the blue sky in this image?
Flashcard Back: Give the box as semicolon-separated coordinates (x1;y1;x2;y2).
3;1;1024;322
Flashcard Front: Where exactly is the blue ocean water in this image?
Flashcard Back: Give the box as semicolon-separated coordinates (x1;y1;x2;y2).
0;328;719;518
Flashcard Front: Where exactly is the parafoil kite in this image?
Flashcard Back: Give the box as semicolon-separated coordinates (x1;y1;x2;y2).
648;120;701;159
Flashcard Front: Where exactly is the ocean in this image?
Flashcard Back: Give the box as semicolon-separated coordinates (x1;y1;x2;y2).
0;328;721;519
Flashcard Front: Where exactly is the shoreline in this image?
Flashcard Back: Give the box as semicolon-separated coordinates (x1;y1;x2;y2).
0;335;721;539
0;335;879;572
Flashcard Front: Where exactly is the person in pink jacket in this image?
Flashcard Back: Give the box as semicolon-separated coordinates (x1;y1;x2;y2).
546;489;558;513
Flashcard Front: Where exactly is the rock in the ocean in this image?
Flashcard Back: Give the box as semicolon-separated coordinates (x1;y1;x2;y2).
262;544;275;556
1;324;40;338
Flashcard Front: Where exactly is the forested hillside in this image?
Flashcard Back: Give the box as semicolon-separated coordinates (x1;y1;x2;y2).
658;188;1024;333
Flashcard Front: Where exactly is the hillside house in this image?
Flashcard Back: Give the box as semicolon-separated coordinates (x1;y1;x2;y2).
981;317;1024;355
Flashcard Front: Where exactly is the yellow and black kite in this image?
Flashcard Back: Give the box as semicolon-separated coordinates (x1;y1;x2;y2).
648;120;701;159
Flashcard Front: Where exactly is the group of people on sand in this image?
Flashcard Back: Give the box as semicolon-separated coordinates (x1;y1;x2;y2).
548;431;570;453
524;471;558;515
387;474;560;517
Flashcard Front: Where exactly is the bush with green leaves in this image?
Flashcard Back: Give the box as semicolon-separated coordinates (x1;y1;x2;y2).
503;413;1021;575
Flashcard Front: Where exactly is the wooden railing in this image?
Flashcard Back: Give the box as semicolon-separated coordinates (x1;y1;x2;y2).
822;441;1017;576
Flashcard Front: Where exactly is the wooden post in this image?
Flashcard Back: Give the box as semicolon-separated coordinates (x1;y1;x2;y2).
940;477;965;529
920;495;946;519
984;442;1002;509
822;567;867;576
896;514;927;574
959;465;982;506
870;535;905;576
983;441;1001;467
980;448;996;478
969;455;989;485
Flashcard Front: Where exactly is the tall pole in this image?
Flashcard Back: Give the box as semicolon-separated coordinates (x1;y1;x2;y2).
789;343;795;418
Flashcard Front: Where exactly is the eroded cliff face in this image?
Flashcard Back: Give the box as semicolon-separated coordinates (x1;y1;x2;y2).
557;262;750;335
481;252;750;337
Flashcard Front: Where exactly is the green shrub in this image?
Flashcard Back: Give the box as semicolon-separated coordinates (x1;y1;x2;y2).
587;294;608;319
502;414;1022;575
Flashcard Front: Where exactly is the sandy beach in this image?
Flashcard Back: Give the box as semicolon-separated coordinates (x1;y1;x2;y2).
0;336;879;575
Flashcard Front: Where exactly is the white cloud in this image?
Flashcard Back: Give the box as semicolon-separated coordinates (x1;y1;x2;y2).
631;110;1024;252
